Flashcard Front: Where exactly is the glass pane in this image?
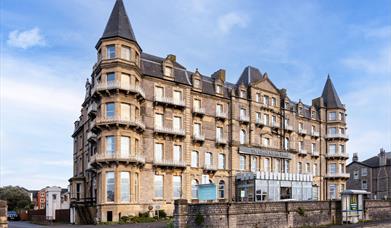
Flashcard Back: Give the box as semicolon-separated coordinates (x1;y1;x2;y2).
107;72;115;82
121;103;130;121
120;137;130;157
106;172;115;202
120;172;130;202
173;145;181;161
154;143;163;161
106;136;115;155
154;175;163;198
106;103;115;118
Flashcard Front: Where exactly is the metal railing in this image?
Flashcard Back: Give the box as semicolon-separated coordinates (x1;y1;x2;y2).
239;115;250;122
299;149;307;155
95;81;145;98
193;133;205;141
203;164;217;171
311;131;320;137
325;172;350;178
193;107;205;115
153;159;186;167
285;125;294;131
326;133;349;139
96;116;145;129
311;151;320;157
298;128;307;135
154;126;185;135
216;111;228;119
92;153;145;163
154;96;185;107
216;137;227;144
326;153;349;159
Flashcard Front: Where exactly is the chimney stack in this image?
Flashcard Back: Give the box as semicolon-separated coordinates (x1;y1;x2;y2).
379;148;386;166
353;153;358;162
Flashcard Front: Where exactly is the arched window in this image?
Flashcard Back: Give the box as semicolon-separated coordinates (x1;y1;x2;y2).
284;137;290;149
191;179;198;199
240;129;246;144
218;180;225;199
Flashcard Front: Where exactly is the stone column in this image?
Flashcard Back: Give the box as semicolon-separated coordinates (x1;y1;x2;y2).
173;199;188;228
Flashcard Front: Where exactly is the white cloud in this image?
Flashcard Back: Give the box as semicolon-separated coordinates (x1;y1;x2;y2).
217;12;248;34
7;27;46;49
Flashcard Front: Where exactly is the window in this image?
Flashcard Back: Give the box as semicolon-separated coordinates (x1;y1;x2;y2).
297;162;302;174
106;103;115;118
216;104;223;114
263;95;269;105
205;152;212;166
239;155;246;170
218;154;225;169
120;136;130;157
191;179;198;199
329;184;336;199
154;143;163;161
282;160;289;173
329;163;337;174
339;112;344;121
121;46;131;60
284;138;290;149
263;114;269;125
313;164;318;176
194;99;201;109
194;79;200;88
340;145;345;154
106;136;115;155
299;141;304;150
106;172;115;202
154;175;163;198
173;116;182;130
272;115;277;125
155;113;163;128
164;66;172;77
155;86;164;98
262;137;270;147
193;123;201;136
106;45;115;59
216;85;222;93
311;111;315;119
328;112;337;121
362;180;368;189
311;143;316;153
328;127;337;134
240;90;245;98
173;176;181;199
311;125;316;134
256;93;260;102
274;159;280;172
53;194;56;200
240;108;246;118
299;122;304;130
256;112;261;122
240;129;246;144
191;151;199;167
271;97;276;106
353;170;359;179
361;168;368;176
329;144;336;155
121;73;130;87
173;145;181;162
134;173;139;200
298;107;303;115
107;72;115;82
306;163;310;173
121;103;130;121
216;127;223;140
264;158;270;172
120;172;130;202
173;90;182;103
218;180;225;199
251;157;257;172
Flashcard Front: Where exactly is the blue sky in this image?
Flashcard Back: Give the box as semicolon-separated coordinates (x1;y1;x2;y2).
1;0;390;189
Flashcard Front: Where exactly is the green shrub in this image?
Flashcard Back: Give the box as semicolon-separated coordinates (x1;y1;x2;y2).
157;209;167;218
297;207;305;216
195;212;204;226
138;212;150;217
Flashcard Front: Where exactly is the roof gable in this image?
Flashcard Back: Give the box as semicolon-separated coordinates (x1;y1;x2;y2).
252;74;280;94
321;75;344;109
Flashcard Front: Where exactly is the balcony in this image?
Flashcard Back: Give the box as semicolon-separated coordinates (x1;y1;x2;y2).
311;131;320;137
193;133;205;142
326;133;349;140
87;103;97;117
325;172;350;179
288;144;298;153
216;137;227;146
239;115;250;123
311;151;320;157
87;132;97;142
270;122;279;129
326;153;349;159
192;107;205;116
90;153;145;165
154;96;185;108
154;126;185;136
298;128;307;135
96;116;145;131
203;164;218;172
255;119;266;127
285;125;294;132
153;159;186;168
298;149;307;156
94;81;145;98
216;111;228;120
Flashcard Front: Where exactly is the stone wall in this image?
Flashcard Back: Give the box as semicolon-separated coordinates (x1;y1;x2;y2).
365;199;391;221
0;201;7;228
174;199;342;228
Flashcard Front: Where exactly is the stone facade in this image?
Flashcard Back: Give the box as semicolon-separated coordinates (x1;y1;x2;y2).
347;149;391;199
69;0;349;223
0;201;7;228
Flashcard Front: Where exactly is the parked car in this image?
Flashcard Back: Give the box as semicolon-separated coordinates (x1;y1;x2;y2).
7;211;19;221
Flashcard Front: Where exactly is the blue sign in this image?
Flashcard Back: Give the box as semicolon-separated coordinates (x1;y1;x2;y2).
198;184;216;200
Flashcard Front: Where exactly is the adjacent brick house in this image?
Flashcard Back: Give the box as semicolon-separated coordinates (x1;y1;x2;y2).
347;149;391;199
69;0;349;223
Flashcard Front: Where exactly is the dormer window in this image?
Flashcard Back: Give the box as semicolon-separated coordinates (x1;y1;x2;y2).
240;90;245;98
194;79;200;88
298;107;303;115
256;93;260;102
164;66;173;77
121;46;131;61
216;85;222;94
97;50;102;62
106;45;115;59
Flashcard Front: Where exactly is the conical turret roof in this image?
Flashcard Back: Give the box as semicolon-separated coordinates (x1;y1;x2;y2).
321;75;344;109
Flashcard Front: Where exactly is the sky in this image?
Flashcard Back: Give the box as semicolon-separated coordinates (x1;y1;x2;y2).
0;0;390;190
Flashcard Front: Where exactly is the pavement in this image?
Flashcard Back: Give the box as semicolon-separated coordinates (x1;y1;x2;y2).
8;221;168;228
329;219;391;228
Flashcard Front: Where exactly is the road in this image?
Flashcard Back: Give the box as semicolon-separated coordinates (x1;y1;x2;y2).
9;221;168;228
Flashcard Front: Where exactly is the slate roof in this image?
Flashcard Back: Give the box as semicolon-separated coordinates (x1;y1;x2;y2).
236;66;263;85
98;0;137;45
321;75;344;109
348;152;391;167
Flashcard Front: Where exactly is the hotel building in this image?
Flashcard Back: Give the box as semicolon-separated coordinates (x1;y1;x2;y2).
69;0;349;223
